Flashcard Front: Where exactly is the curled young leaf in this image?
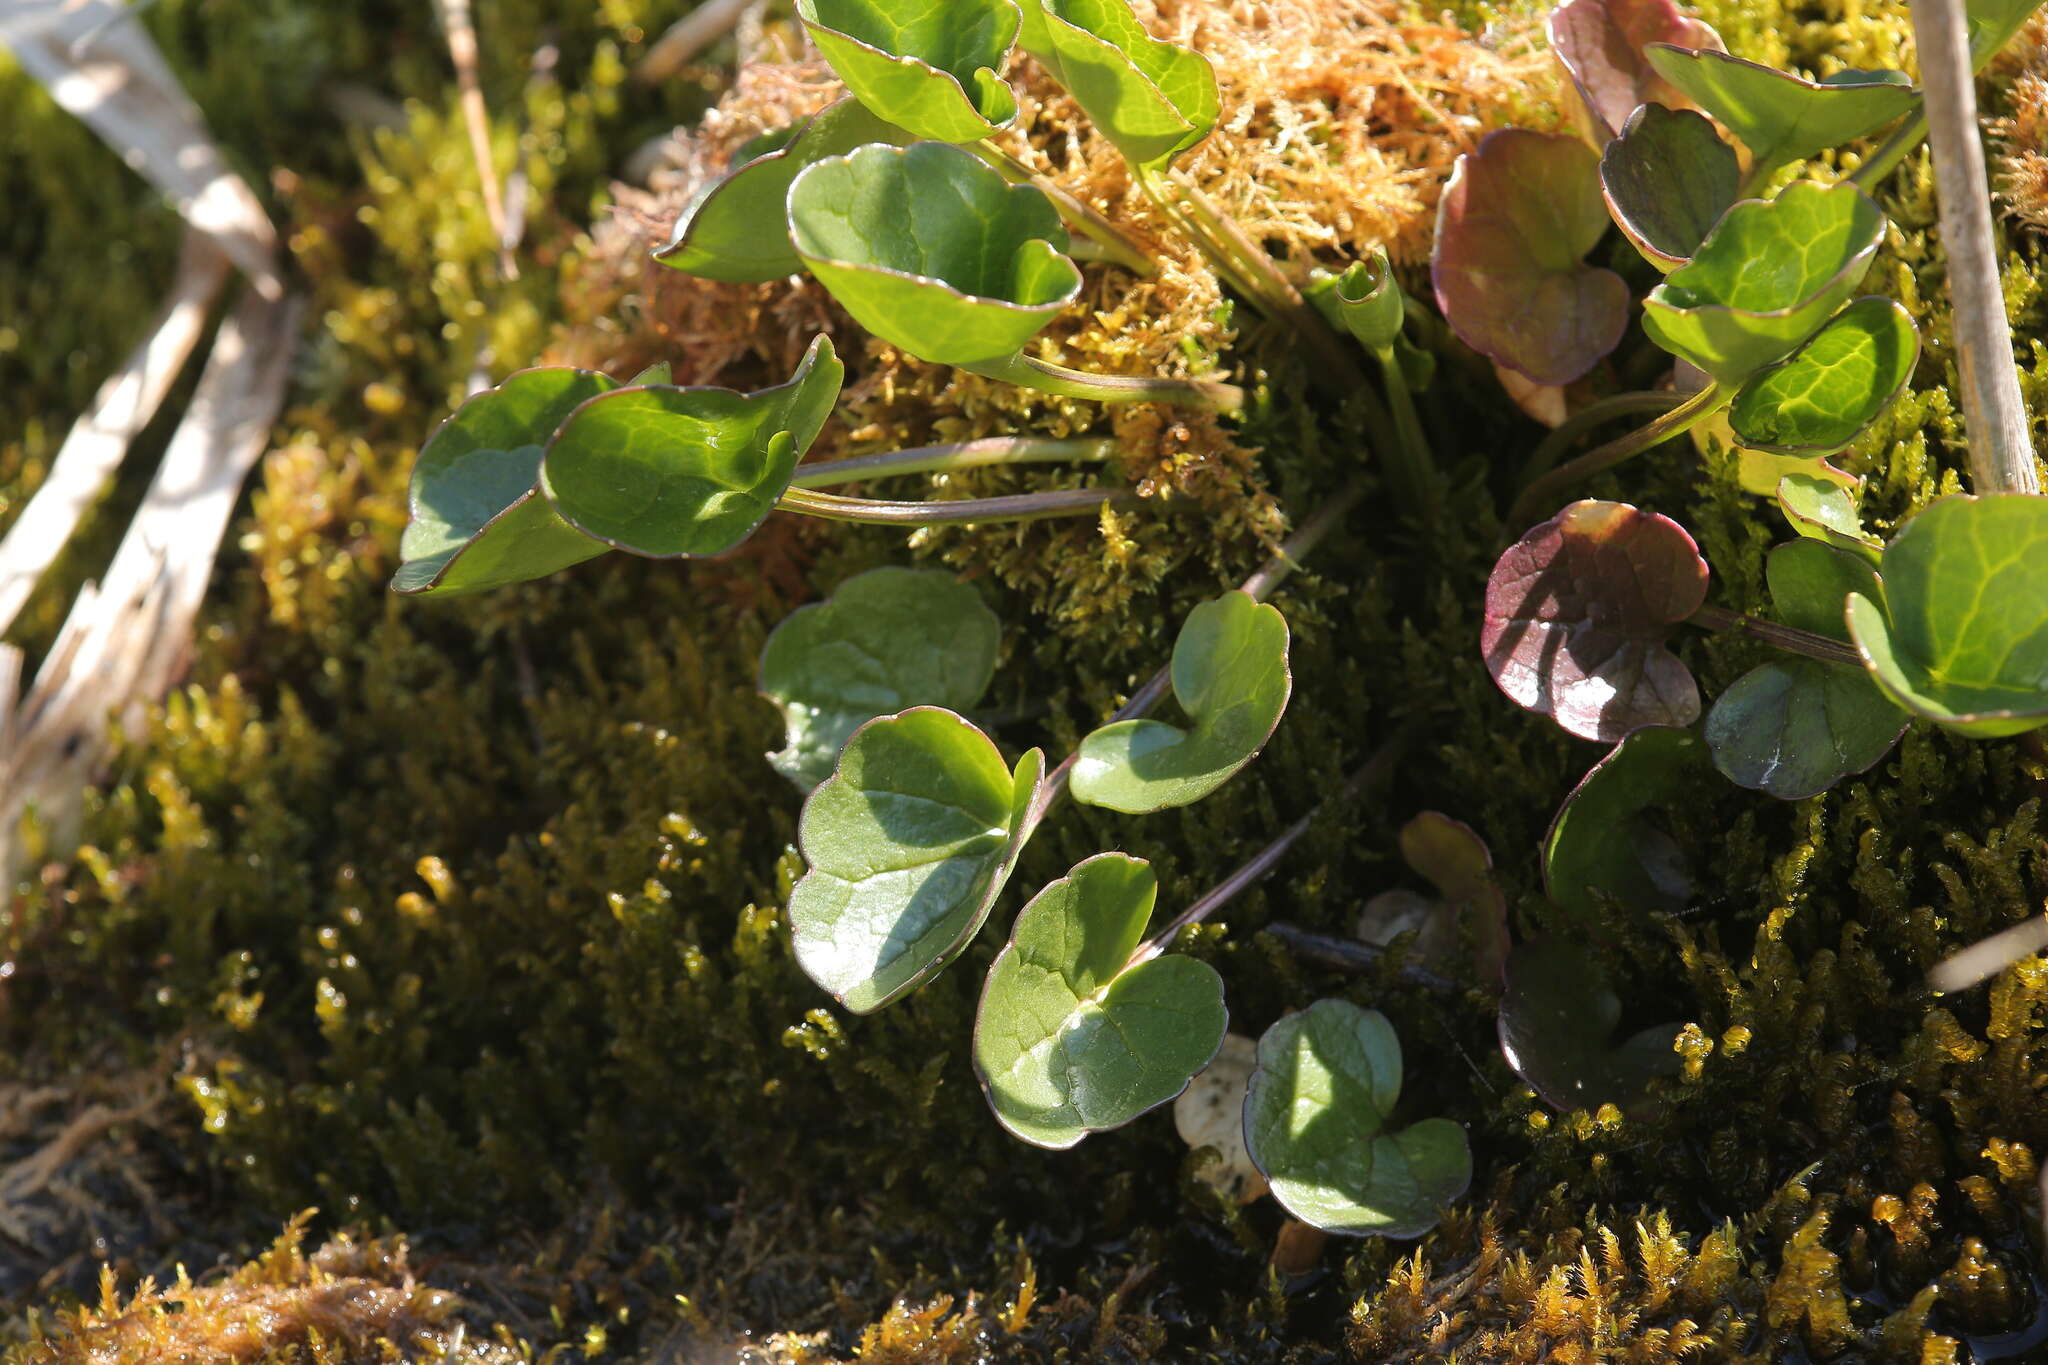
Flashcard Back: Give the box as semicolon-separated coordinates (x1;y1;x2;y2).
973;853;1228;1150
655;97;912;282
1322;250;1406;355
394;368;616;598
789;707;1045;1013
796;0;1020;143
1242;1000;1472;1238
1705;541;1906;799
1498;937;1681;1113
1547;0;1726;142
789;142;1079;367
1645;46;1919;176
540;335;843;557
1431;129;1630;386
1728;296;1919;455
1544;724;1710;924
1072;591;1291;813
1642;180;1886;384
1029;0;1218;169
1847;494;2048;737
1482;501;1709;743
759;567;1002;791
1776;471;1881;561
1599;104;1739;270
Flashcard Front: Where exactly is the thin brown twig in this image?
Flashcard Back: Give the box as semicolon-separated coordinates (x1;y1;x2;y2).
437;0;518;281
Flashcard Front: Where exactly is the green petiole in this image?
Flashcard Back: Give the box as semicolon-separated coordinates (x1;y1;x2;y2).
968;141;1157;276
964;352;1245;412
790;436;1117;489
775;483;1140;525
1506;383;1728;528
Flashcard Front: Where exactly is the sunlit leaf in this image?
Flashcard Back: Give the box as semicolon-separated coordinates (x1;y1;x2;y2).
1544;724;1711;924
1358;813;1508;983
1242;1000;1472;1238
394;368;616;598
973;853;1227;1149
540;335;842;557
1642;180;1886;384
789;142;1079;367
789;707;1045;1013
1847;494;2048;737
1072;591;1291;812
796;0;1019;143
760;567;1002;791
1547;0;1726;142
1318;250;1406;354
1729;297;1918;454
1029;0;1218;169
1706;541;1906;798
1482;501;1708;743
654;97;912;282
1599;104;1739;270
1431;130;1630;386
1645;45;1918;175
1498;937;1680;1112
1777;471;1881;561
1968;0;2047;64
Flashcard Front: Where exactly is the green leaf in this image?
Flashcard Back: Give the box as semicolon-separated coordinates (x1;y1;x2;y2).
654;97;912;282
760;567;1002;791
393;368;616;598
1547;0;1727;142
1644;45;1918;174
1242;1000;1472;1238
1031;0;1219;169
539;335;842;557
1544;725;1712;925
1705;542;1906;798
1729;297;1918;454
972;853;1227;1149
1968;0;2047;64
1498;938;1680;1113
1847;494;2048;737
1599;104;1739;270
1324;250;1406;354
1071;592;1291;812
789;142;1079;367
1482;501;1709;743
1430;130;1629;386
1777;471;1882;561
1642;180;1886;384
795;0;1020;143
789;707;1045;1013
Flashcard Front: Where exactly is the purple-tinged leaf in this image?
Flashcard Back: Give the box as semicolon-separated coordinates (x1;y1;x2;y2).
1431;130;1630;387
1547;0;1727;143
1600;104;1739;270
1481;500;1709;742
1498;937;1681;1113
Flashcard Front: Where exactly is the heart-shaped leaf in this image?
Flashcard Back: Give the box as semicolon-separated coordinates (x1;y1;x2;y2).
1544;724;1710;924
1642;179;1886;384
789;707;1045;1013
1706;541;1907;798
1029;0;1218;169
1358;813;1509;983
1482;501;1709;743
1431;130;1630;386
796;0;1020;143
1242;1000;1472;1238
1071;591;1291;812
973;853;1227;1149
1498;937;1681;1113
1320;250;1407;354
394;368;617;598
789;142;1079;367
1847;495;2048;737
1777;471;1881;561
1600;104;1740;270
539;334;842;557
760;567;1003;791
1645;46;1919;176
1728;296;1918;455
655;97;912;282
1547;0;1727;142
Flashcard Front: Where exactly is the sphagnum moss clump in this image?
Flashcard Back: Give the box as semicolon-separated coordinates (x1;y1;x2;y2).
5;0;2048;1361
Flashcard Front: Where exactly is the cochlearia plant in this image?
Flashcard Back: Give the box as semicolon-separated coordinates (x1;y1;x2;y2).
390;0;2047;1243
